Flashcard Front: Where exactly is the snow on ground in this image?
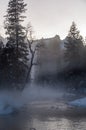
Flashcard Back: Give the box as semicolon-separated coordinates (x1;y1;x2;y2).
69;97;86;107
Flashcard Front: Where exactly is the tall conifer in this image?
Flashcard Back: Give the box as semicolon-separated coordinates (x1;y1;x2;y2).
4;0;29;89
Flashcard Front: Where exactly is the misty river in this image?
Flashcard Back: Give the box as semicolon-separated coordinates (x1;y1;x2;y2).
0;87;86;130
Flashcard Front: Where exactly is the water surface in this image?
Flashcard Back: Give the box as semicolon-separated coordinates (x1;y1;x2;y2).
0;99;86;130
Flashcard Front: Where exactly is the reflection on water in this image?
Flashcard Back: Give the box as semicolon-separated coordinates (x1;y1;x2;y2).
30;117;86;130
0;103;86;130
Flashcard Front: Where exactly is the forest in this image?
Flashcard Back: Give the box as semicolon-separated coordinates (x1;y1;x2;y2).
0;0;86;92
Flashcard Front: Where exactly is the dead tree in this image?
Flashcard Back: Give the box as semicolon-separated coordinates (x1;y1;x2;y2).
25;23;39;84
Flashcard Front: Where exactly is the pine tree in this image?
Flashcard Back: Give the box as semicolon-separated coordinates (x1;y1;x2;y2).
64;22;84;70
68;22;81;39
4;0;29;89
0;40;4;87
4;0;27;47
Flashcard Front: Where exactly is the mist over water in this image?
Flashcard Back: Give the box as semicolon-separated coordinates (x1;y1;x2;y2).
0;84;66;115
0;85;86;130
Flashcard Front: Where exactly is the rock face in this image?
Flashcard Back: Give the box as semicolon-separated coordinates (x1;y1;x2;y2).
30;35;66;83
1;35;66;83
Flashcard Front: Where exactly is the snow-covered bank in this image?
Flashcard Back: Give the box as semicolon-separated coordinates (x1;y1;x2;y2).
69;97;86;107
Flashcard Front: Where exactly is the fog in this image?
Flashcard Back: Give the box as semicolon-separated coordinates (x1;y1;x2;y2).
0;84;66;115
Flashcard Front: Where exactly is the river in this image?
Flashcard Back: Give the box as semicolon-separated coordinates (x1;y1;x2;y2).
0;97;86;130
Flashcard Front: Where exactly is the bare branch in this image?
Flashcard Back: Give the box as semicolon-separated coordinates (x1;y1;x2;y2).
24;23;38;84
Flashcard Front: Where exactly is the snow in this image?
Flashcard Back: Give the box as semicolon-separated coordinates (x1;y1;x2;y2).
69;97;86;107
18;58;23;62
0;35;7;45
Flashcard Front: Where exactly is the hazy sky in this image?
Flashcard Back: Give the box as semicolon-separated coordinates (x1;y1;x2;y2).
0;0;86;39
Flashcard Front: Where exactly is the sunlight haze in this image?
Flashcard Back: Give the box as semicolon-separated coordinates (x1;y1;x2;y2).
0;0;86;39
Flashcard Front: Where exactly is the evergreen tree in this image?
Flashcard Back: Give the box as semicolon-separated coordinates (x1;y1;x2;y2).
0;40;4;87
4;0;27;47
68;22;81;39
64;22;84;70
4;0;29;89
